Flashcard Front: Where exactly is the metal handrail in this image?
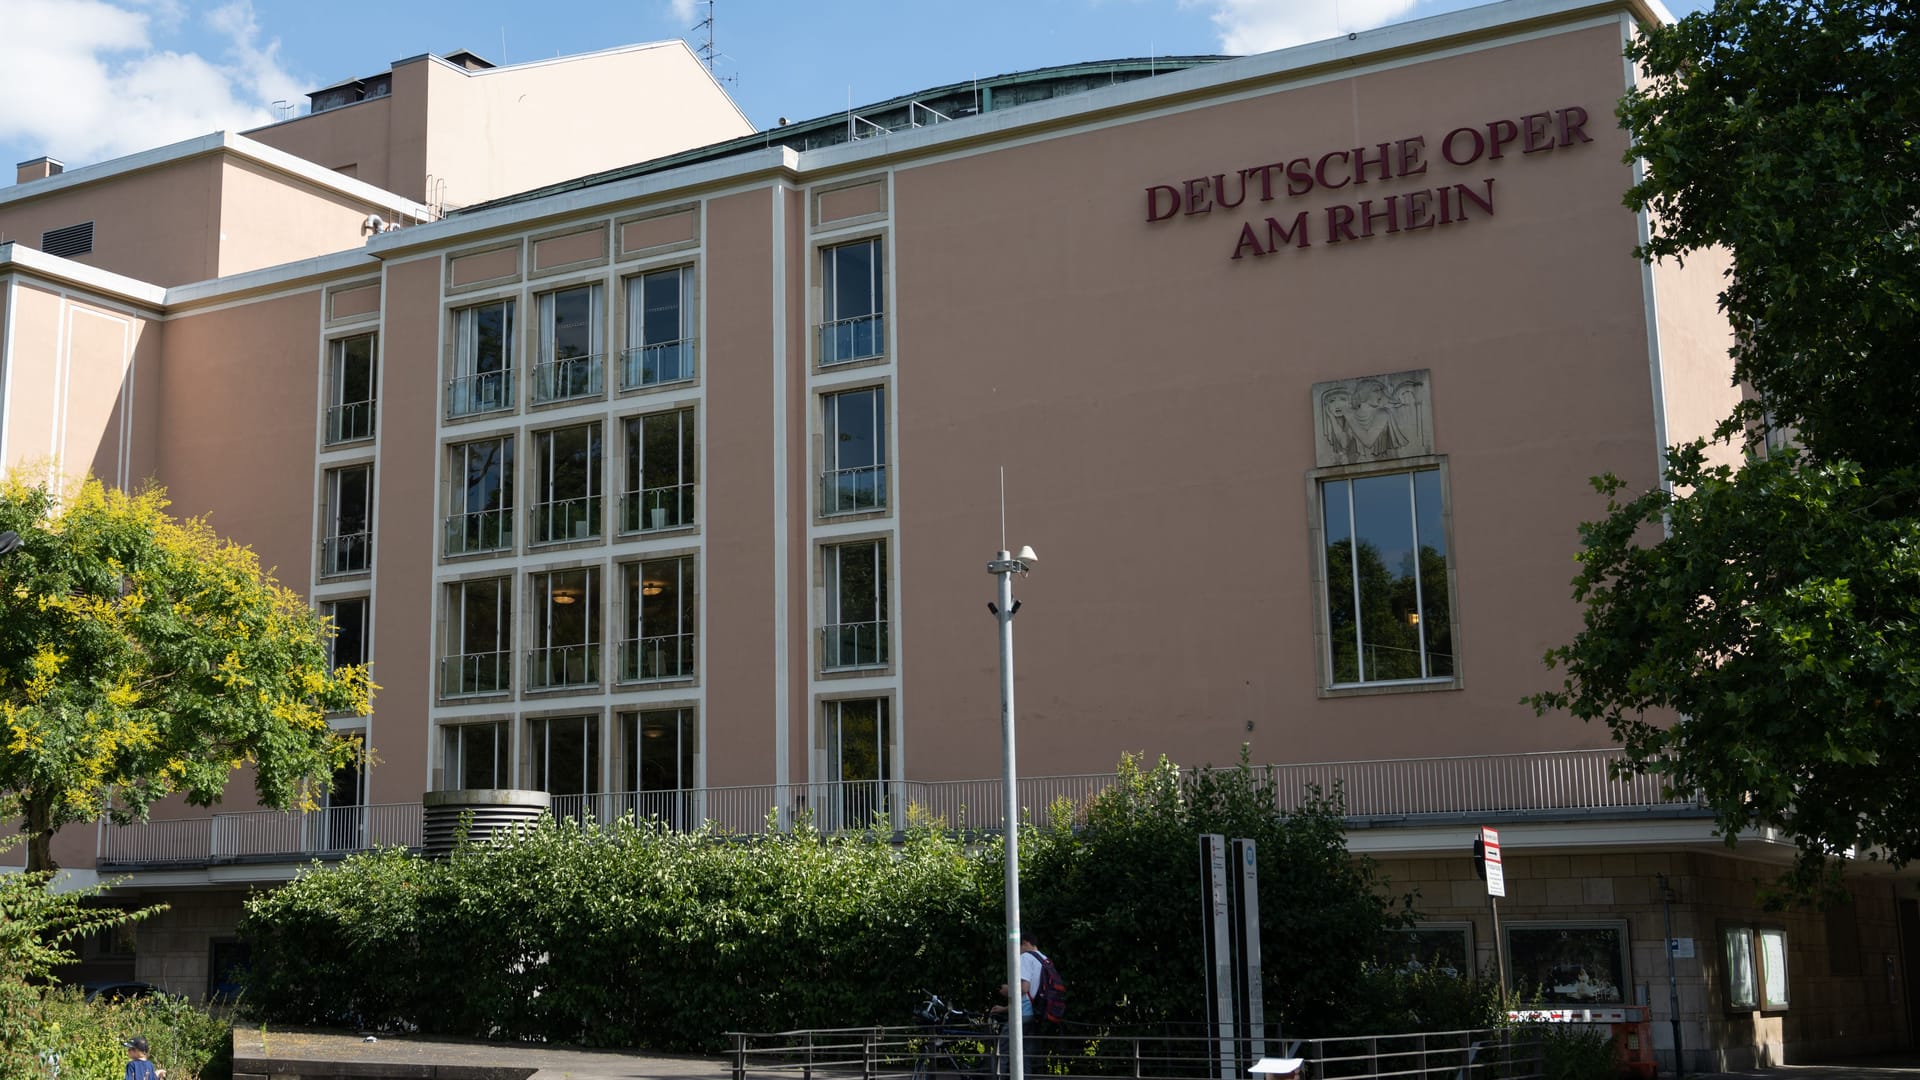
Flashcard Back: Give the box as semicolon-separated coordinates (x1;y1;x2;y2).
441;650;511;696
817;313;885;365
527;643;600;690
619;633;695;682
621;483;696;533
444;507;512;556
325;399;375;444
320;532;371;576
532;495;602;543
821;620;888;670
821;464;887;515
446;368;512;418
620;339;697;389
531;353;604;403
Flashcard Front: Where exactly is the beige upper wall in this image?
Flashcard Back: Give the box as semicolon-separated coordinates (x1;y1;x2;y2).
0;157;223;286
0;280;159;488
892;22;1667;777
251;44;753;210
1651;245;1740;458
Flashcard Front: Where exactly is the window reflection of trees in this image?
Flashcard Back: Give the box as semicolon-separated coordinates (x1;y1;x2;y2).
1323;469;1452;684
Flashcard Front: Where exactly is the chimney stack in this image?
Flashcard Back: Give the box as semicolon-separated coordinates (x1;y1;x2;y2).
16;157;64;184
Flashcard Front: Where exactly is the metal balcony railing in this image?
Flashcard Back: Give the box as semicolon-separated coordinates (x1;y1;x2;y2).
93;750;1697;867
441;649;511;697
821;620;888;670
325;399;375;444
818;313;884;366
621;339;697;389
446;368;513;418
620;483;695;533
618;633;695;682
320;531;371;576
821;464;887;515
444;507;512;556
527;643;599;690
532;495;602;544
531;353;603;404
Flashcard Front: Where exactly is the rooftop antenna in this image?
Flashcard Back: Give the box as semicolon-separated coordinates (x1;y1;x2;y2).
999;466;1007;551
694;1;737;87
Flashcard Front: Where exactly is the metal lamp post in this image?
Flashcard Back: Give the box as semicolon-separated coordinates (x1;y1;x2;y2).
988;543;1037;1080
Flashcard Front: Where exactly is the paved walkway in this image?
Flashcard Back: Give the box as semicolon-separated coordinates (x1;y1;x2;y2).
232;1028;1920;1080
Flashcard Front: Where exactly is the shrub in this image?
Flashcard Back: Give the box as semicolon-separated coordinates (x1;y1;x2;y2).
1538;1023;1617;1080
19;990;231;1080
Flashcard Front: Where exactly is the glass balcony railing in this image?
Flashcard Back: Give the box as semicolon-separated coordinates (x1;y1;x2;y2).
619;633;695;682
820;620;888;670
620;483;695;533
531;354;603;404
818;314;884;366
620;340;697;390
447;368;513;419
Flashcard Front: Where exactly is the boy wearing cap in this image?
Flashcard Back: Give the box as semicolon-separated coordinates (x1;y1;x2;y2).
124;1037;159;1080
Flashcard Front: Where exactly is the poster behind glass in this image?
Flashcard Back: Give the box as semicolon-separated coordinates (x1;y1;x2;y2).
1507;924;1628;1003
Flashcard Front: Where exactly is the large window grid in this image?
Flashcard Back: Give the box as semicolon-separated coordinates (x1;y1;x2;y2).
822;386;887;515
530;715;601;799
321;465;372;577
622;265;696;389
443;720;508;790
326;333;377;445
818;697;892;830
818;238;884;366
621;557;694;682
532;423;603;544
821;540;888;671
1320;468;1453;687
443;577;511;697
448;300;514;418
529;568;600;690
445;436;514;556
622;408;696;533
532;285;604;404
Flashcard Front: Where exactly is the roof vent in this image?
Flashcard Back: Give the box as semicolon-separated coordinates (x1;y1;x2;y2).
41;221;93;258
16;157;63;184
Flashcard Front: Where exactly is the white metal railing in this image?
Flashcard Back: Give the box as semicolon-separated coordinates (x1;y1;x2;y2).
531;353;604;404
532;496;601;544
446;368;513;418
527;643;599;690
444;507;512;556
821;620;888;670
619;633;695;682
320;532;371;576
620;339;697;389
325;399;375;444
93;750;1692;866
817;313;884;365
441;649;511;696
621;483;695;533
821;464;887;515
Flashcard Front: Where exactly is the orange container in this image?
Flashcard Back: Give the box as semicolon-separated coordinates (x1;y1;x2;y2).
1613;1007;1657;1079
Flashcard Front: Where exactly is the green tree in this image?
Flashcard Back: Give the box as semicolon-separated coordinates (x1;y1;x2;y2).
1532;0;1920;896
0;478;374;871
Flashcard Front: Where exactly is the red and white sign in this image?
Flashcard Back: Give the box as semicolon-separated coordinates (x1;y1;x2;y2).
1481;826;1505;897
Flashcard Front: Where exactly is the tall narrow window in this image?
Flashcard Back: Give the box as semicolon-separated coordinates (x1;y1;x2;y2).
322;597;369;669
819;238;884;365
326;333;377;444
622;708;697;827
622;408;696;532
623;265;695;389
529;715;601;801
822;387;886;514
621;557;694;682
446;436;514;556
529;568;599;690
448;300;514;418
533;284;602;403
532;422;603;543
443;720;507;790
1320;469;1452;686
318;737;365;852
822;540;888;670
443;577;511;696
820;698;891;830
322;465;372;576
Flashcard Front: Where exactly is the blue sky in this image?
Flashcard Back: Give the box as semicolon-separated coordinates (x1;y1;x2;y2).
0;0;1707;176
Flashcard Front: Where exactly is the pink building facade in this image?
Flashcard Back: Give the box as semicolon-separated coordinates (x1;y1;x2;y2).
1;5;1915;1070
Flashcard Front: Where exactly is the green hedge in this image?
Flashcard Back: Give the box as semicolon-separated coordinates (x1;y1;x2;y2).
242;755;1477;1051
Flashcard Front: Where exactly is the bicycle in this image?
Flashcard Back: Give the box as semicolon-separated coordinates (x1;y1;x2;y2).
910;992;1002;1080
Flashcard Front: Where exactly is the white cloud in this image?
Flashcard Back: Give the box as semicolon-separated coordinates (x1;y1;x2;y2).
668;0;699;25
0;0;307;168
1189;0;1424;54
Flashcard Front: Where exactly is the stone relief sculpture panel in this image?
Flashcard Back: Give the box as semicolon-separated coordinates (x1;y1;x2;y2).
1312;370;1433;467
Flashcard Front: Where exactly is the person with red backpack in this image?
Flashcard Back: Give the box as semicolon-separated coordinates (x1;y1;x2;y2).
994;933;1066;1076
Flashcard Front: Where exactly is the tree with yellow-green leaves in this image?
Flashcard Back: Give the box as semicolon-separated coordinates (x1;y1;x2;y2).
0;477;374;871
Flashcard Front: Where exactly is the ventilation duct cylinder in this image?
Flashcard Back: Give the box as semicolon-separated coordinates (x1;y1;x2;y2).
421;789;550;855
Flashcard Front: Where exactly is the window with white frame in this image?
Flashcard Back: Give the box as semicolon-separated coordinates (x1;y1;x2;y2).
531;422;602;543
821;540;888;670
621;408;695;533
446;436;514;556
621;557;694;682
443;577;511;696
533;284;603;404
1724;925;1789;1011
822;386;886;515
326;333;376;444
621;708;697;827
623;265;696;389
322;597;369;670
442;720;508;790
819;697;891;830
322;465;372;576
448;299;514;418
529;567;599;690
818;238;884;365
529;714;601;800
1320;467;1453;686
